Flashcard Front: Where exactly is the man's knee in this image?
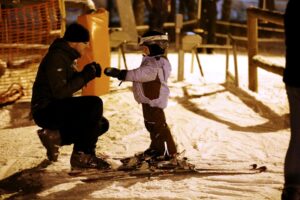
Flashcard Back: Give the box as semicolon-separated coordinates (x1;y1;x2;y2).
85;96;103;119
98;117;109;136
91;96;103;112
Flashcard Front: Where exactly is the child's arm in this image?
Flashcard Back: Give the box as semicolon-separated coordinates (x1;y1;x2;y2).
104;67;126;80
104;67;158;83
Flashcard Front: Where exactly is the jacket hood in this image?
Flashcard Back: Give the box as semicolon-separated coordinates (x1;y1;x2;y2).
49;38;81;60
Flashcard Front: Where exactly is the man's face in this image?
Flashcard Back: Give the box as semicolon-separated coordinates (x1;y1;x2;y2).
71;42;90;56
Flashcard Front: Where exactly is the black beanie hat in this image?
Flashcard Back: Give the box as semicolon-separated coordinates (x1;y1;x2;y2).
63;23;90;42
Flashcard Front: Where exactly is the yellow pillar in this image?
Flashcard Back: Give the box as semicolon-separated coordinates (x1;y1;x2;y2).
77;8;110;96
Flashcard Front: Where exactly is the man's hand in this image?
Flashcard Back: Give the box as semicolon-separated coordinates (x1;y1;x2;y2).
93;62;102;77
81;61;101;83
87;62;101;77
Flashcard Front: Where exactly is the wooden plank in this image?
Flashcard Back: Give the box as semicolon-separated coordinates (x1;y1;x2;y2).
116;0;138;43
252;56;284;76
247;7;284;26
0;43;49;49
247;7;284;92
247;13;258;92
177;50;184;81
197;44;233;49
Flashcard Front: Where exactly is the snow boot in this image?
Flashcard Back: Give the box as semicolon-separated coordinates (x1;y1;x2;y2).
118;149;160;170
37;129;61;162
70;151;111;170
137;148;160;159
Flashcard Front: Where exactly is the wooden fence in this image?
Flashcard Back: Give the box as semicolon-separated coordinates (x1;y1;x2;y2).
247;7;284;92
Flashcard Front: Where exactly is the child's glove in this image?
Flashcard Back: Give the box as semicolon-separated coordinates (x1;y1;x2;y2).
104;67;120;78
104;67;127;80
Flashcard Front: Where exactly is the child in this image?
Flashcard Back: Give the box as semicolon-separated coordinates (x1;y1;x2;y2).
105;30;177;158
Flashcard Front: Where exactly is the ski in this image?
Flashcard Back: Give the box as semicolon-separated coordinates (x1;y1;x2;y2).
68;162;267;183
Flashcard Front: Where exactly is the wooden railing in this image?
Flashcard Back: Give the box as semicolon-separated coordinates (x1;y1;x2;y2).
247;7;284;92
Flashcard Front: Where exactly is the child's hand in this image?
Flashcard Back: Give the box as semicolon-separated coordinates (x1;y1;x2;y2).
104;68;127;80
104;67;120;78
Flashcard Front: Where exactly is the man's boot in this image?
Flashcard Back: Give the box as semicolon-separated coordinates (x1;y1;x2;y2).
37;129;61;162
70;151;111;170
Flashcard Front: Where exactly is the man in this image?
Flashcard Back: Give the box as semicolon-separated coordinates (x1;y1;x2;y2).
201;0;217;54
145;0;169;31
31;23;110;170
282;0;300;199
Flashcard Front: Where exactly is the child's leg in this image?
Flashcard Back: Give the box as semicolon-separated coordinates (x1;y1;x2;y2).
142;104;177;156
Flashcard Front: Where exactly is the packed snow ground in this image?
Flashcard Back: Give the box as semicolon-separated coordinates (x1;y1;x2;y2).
0;51;289;199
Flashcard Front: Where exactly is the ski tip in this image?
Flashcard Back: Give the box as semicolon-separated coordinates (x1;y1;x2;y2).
250;164;257;169
257;166;267;172
249;164;267;172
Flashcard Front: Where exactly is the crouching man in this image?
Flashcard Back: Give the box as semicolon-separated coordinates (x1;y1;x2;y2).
31;23;110;170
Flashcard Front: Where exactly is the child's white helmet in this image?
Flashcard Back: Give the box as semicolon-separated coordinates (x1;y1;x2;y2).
139;30;169;50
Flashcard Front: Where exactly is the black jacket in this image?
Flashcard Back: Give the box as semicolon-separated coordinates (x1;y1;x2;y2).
283;0;300;87
31;38;86;114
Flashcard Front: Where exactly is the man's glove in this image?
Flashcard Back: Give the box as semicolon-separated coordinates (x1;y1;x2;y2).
93;62;102;77
87;61;101;77
81;62;101;83
104;67;127;80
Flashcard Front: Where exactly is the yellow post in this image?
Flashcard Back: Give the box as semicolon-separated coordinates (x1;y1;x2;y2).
77;8;110;96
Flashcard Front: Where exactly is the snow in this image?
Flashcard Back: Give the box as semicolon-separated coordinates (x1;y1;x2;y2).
0;51;289;199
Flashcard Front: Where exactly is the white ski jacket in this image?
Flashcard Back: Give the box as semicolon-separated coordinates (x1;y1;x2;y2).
125;55;171;109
